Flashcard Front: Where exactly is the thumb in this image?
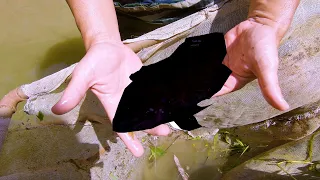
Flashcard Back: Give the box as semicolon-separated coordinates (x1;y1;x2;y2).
52;71;90;115
256;60;289;111
213;72;254;97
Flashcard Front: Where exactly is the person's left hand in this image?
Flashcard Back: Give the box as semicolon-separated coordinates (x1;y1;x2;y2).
213;19;289;111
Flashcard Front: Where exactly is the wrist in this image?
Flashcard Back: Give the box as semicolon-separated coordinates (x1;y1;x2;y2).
247;0;300;44
247;17;288;44
83;32;122;50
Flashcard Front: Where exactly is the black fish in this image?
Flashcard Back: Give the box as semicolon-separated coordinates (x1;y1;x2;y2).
113;33;231;132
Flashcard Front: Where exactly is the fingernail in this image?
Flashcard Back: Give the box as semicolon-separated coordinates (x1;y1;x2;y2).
60;99;69;106
132;141;143;153
119;133;144;157
280;97;290;110
161;126;172;136
51;99;66;115
51;104;59;114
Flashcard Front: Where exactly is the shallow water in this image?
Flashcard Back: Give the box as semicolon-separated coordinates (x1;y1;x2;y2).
0;1;161;131
0;1;87;132
140;128;288;180
0;1;83;97
141;137;227;180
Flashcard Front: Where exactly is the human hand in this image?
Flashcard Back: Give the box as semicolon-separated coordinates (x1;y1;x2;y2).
51;41;170;157
214;19;290;111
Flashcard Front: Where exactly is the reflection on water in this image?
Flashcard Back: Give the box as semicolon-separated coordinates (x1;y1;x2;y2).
38;37;85;77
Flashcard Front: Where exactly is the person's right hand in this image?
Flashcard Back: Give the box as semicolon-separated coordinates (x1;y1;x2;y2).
51;41;171;157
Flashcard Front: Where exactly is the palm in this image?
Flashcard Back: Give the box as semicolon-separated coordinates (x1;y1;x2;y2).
52;42;170;157
78;43;142;119
215;20;289;111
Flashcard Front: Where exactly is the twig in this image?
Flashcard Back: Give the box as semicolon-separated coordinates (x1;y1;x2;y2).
240;145;249;157
165;135;180;152
174;155;189;180
276;162;297;180
275;131;319;179
307;131;317;161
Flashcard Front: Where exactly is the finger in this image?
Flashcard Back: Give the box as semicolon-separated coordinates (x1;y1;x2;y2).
52;71;89;115
117;124;171;157
144;124;171;136
117;132;144;157
213;73;253;97
95;92;145;157
257;64;289;111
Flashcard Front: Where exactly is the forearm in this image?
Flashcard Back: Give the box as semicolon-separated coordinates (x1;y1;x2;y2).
248;0;300;41
66;0;121;50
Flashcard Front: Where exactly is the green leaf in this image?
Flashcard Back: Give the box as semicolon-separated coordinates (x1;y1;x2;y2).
220;130;230;134
109;173;118;180
224;135;232;145
141;137;146;143
235;139;244;147
36;111;44;121
307;131;318;161
212;133;219;158
188;136;201;140
149;146;166;160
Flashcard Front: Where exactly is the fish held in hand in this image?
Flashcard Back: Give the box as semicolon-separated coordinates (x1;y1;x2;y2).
113;33;231;132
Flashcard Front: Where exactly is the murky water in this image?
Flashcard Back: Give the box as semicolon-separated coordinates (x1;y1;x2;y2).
0;0;161;131
0;1;86;132
0;1;88;132
141;137;226;180
0;1;83;97
140;128;288;180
